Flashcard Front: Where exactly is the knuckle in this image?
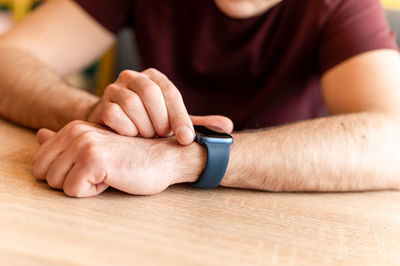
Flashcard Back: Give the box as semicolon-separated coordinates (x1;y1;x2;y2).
64;191;76;197
122;123;139;137
83;145;99;160
162;81;180;99
62;170;94;198
79;144;105;165
75;131;98;148
155;125;172;137
46;176;61;189
65;122;88;137
151;115;171;136
121;93;141;111
140;83;160;102
104;102;118;113
170;112;189;124
64;186;82;198
119;69;136;80
104;84;118;96
33;163;43;179
101;104;119;125
66;120;83;130
140;128;156;139
143;67;162;77
68;120;82;127
93;170;107;185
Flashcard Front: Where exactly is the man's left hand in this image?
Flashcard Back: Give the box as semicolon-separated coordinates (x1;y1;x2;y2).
33;120;204;197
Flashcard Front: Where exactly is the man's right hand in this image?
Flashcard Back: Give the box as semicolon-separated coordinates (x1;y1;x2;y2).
86;68;233;145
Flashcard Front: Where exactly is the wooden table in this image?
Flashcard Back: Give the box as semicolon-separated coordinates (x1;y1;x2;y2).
1;118;400;265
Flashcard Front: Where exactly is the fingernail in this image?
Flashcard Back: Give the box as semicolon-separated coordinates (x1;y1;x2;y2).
176;126;194;145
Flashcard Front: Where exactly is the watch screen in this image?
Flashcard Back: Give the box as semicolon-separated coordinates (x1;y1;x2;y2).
194;125;232;138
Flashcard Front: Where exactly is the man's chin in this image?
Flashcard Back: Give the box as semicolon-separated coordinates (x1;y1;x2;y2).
214;0;281;19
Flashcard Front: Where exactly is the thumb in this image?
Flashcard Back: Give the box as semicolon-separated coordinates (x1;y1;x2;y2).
190;115;234;134
36;128;56;145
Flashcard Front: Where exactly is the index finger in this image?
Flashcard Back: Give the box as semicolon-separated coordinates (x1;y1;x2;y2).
143;68;194;145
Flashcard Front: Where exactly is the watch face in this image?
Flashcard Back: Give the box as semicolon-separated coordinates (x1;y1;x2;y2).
194;125;232;139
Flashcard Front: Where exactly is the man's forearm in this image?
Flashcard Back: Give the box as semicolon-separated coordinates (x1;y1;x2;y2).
0;46;98;130
183;112;400;191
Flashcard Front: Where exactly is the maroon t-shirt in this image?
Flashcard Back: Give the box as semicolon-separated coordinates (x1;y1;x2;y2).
75;0;397;130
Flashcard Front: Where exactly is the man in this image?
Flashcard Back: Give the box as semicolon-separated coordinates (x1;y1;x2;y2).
0;0;400;197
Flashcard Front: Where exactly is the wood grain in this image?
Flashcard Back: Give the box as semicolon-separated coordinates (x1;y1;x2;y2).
0;119;399;265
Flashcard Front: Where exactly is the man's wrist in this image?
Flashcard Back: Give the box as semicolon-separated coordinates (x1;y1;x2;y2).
50;86;99;130
170;132;239;187
84;99;101;122
171;140;207;185
77;93;99;121
219;132;240;187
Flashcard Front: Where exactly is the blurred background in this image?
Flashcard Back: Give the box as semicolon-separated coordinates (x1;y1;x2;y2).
0;0;399;95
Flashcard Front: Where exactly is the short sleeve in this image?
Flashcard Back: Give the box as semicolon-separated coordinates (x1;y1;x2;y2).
73;0;133;34
318;0;398;74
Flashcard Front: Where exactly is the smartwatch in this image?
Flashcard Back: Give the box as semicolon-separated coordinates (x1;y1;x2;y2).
192;125;233;188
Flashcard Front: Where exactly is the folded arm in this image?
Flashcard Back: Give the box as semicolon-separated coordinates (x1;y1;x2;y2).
34;49;400;196
0;0;114;130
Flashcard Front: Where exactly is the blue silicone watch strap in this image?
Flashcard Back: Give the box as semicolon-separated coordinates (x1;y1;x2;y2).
192;141;232;188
